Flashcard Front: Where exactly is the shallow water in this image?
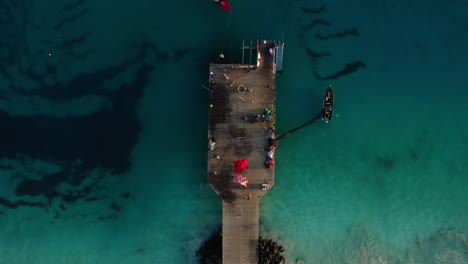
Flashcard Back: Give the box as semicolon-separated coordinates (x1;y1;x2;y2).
1;0;467;263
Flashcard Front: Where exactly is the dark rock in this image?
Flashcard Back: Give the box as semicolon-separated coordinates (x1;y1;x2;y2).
196;228;222;264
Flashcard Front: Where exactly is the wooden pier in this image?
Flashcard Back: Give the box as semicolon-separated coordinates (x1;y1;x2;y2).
207;40;280;264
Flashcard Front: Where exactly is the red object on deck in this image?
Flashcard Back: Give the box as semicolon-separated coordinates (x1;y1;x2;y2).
234;159;248;174
216;0;231;12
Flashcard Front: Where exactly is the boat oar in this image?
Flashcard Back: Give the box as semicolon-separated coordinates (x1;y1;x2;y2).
276;111;323;141
226;12;232;28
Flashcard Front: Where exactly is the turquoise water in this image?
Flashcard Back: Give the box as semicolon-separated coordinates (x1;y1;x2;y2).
1;0;468;263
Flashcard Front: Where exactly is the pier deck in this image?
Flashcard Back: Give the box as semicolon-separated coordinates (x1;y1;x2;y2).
207;40;278;264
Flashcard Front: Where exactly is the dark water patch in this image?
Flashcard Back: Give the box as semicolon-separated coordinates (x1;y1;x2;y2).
375;156;396;171
22;57;136;100
1;61;152;205
1;6;154;209
301;6;326;14
157;52;169;63
56;32;91;50
314;61;366;80
0;94;9;101
0;8;14;26
53;210;60;219
96;214;117;222
0;163;14;170
61;178;102;203
316;27;358;40
33;49;46;56
18;62;58;88
8;173;23;183
138;40;169;64
409;149;419;161
111;202;123;211
306;48;330;62
174;47;196;61
54;8;89;31
358;175;388;200
14;58;148;168
298;19;331;38
15;166;102;205
121;192;131;199
62;0;87;11
41;33;93;61
0;2;28;67
0;68;15;86
0;197;46;209
70;49;96;60
15;169;69;197
85;196;104;202
60;204;67;210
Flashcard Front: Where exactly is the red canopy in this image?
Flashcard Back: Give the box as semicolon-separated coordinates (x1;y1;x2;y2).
234;159;248;174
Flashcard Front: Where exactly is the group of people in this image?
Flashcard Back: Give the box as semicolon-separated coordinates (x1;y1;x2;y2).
264;128;277;169
241;108;272;123
209;121;277;171
263;108;271;121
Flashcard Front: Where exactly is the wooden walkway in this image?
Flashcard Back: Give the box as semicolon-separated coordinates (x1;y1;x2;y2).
207;40;278;264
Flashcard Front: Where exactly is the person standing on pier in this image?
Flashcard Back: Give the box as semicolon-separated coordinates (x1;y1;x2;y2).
208;138;216;151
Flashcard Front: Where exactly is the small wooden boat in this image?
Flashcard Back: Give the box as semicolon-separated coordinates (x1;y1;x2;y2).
322;85;333;123
214;0;231;12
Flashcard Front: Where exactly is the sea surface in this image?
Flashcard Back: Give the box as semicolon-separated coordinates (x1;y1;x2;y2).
1;0;468;263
